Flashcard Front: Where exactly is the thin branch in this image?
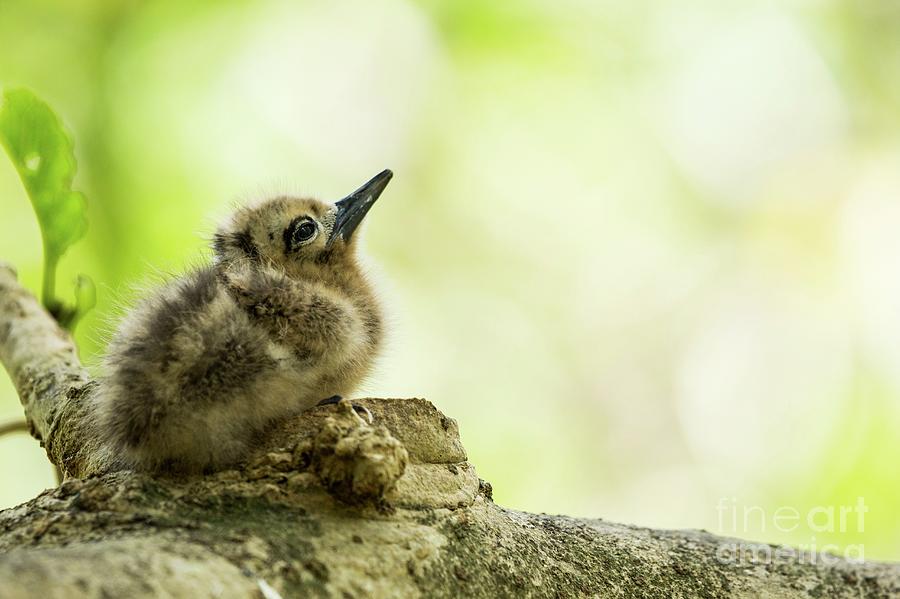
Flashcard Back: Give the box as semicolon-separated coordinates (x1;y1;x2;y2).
0;419;29;437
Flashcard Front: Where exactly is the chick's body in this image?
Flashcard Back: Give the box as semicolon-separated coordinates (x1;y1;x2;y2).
94;171;391;472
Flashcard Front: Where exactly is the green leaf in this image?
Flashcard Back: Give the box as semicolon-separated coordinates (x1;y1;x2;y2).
0;87;90;327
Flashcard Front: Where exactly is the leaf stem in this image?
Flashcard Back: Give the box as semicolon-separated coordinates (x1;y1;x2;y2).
41;246;58;311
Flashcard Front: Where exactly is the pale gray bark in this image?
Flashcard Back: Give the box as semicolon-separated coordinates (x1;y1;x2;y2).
0;261;898;598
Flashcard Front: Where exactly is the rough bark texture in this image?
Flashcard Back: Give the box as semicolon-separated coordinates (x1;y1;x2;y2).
1;261;899;598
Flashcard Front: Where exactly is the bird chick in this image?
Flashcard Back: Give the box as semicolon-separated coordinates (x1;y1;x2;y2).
94;170;392;473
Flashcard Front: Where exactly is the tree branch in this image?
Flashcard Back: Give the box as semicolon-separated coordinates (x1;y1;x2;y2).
1;260;899;598
0;262;104;478
0;419;29;436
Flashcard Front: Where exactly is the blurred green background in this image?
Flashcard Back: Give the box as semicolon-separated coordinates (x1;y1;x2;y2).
1;0;898;561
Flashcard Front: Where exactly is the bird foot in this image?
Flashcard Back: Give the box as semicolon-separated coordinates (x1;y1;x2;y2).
316;395;373;424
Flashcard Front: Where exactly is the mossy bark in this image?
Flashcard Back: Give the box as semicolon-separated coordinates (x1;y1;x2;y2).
1;263;898;598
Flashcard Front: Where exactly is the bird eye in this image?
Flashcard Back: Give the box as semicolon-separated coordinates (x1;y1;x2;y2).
291;219;318;245
283;217;320;253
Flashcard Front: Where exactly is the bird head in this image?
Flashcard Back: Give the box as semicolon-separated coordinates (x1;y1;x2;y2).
213;169;392;282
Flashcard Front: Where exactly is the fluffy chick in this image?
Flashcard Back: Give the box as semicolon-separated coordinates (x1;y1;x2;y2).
93;170;392;472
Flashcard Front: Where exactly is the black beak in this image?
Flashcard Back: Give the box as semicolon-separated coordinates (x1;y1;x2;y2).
326;169;393;248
